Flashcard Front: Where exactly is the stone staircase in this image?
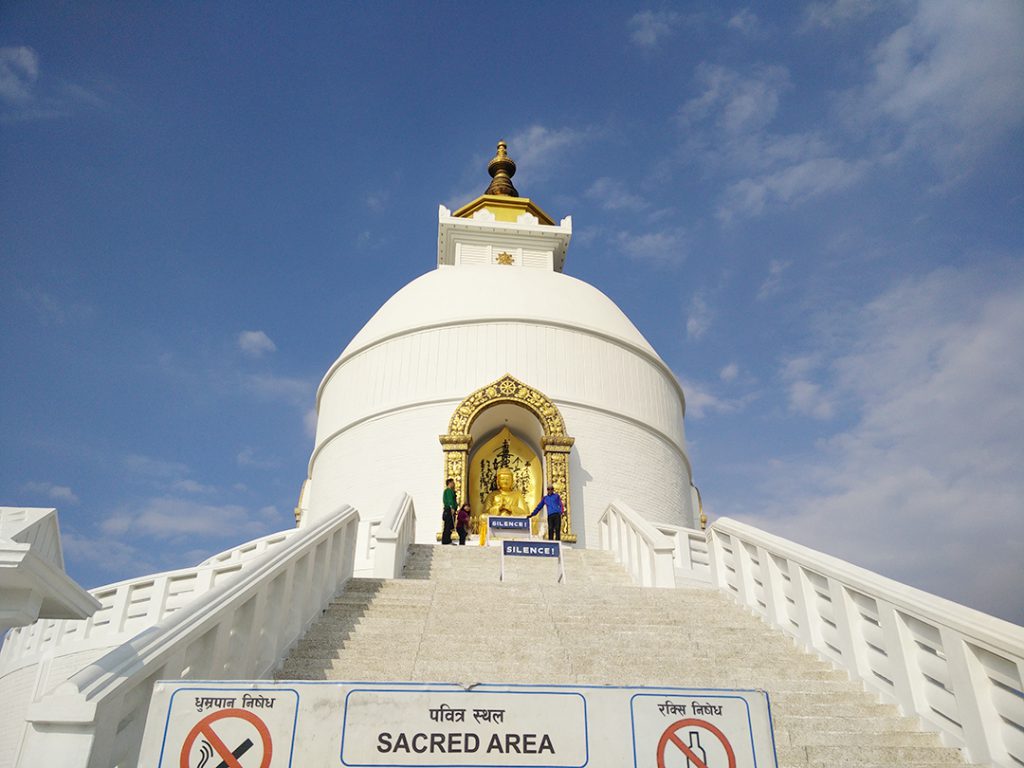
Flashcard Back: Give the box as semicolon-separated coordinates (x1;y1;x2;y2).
278;544;977;767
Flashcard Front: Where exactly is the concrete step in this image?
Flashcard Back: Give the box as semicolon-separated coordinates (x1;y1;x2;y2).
276;543;974;767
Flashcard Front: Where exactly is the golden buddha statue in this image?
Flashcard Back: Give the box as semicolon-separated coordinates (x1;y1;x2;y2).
484;467;531;520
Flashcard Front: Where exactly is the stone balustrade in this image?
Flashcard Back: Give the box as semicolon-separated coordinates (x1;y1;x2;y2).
709;516;1024;768
9;506;359;768
373;493;417;579
596;506;1024;766
652;521;712;583
0;528;297;675
596;500;677;588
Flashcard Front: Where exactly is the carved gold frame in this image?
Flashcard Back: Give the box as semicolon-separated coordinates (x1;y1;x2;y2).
440;373;576;543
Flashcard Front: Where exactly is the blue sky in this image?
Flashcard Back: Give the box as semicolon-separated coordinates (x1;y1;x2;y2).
2;1;1022;623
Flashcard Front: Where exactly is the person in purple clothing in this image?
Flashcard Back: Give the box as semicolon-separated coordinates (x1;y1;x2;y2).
529;484;564;541
455;502;470;545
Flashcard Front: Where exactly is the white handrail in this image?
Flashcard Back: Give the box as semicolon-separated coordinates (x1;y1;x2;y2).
14;505;360;768
597;501;676;588
708;516;1024;767
652;522;711;584
0;528;298;674
373;493;416;579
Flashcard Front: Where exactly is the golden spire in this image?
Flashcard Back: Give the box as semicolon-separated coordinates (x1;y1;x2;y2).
484;140;519;197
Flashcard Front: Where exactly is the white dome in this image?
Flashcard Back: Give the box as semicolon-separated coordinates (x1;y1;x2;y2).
307;262;694;549
338;266;657;363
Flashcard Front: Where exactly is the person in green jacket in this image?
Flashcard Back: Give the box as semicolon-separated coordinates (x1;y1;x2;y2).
441;478;457;544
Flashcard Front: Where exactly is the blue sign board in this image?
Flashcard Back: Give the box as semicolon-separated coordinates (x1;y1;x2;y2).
503;540;560;558
489;516;531;531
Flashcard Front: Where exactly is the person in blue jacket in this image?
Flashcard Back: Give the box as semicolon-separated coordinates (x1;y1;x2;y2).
530;484;564;541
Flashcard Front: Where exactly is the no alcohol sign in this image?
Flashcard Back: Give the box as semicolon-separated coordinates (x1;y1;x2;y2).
656;719;736;768
630;692;773;767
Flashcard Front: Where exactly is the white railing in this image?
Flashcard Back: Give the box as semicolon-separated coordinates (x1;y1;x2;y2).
373;493;416;579
15;505;360;768
597;501;676;588
708;516;1024;768
0;529;297;674
652;522;712;584
0;508;100;636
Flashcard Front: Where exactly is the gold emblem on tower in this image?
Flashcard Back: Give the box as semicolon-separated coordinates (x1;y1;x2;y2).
496;251;514;265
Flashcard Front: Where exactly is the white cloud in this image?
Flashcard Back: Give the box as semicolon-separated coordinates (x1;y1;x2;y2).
366;190;388;212
238;330;277;357
172;479;217;494
21;481;79;504
679;63;790;137
719;156;868;221
628;11;681;48
17;287;95;326
123;453;190;479
243;373;313;406
845;0;1024;173
237;446;280;469
681;378;752;419
738;265;1024;622
0;47;38;103
801;0;880;30
757;259;790;300
780;354;837;419
787;379;836;420
508;125;585;180
719;363;739;382
61;531;152;579
0;46;105;121
100;497;279;540
686;293;712;340
677;63;869;219
727;8;762;36
304;408;318;439
616;229;685;266
586;177;647;211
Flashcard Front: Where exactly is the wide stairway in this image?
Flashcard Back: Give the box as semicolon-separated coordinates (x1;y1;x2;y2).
278;544;975;767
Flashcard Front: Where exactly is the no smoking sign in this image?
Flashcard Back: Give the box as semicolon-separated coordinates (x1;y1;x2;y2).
154;686;299;768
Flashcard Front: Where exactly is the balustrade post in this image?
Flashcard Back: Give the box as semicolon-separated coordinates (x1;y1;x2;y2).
759;548;787;631
940;627;1002;765
677;532;693;572
790;564;820;654
876;602;925;715
707;528;728;591
829;580;870;683
732;538;757;611
145;577;169;626
257;586;277;677
206;613;233;679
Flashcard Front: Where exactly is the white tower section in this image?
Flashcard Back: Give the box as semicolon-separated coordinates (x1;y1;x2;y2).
303;149;695;546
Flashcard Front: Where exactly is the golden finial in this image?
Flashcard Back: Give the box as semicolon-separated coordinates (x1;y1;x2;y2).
485;140;519;197
692;482;707;531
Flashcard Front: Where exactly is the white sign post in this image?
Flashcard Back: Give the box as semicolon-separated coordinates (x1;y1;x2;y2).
499;539;566;583
141;682;778;768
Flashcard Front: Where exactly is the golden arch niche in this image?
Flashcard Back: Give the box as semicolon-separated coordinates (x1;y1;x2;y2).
440;374;576;543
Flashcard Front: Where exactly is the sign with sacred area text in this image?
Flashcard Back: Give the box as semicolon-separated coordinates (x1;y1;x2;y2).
139;681;778;768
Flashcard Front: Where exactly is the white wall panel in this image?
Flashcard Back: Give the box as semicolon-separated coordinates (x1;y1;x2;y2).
308;400;695;545
315;322;685;456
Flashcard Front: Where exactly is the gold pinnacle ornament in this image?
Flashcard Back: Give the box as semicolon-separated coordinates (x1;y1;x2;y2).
484;140;519;197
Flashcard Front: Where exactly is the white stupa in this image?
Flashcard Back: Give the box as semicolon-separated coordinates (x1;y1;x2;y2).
299;141;698;546
1;142;1019;768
